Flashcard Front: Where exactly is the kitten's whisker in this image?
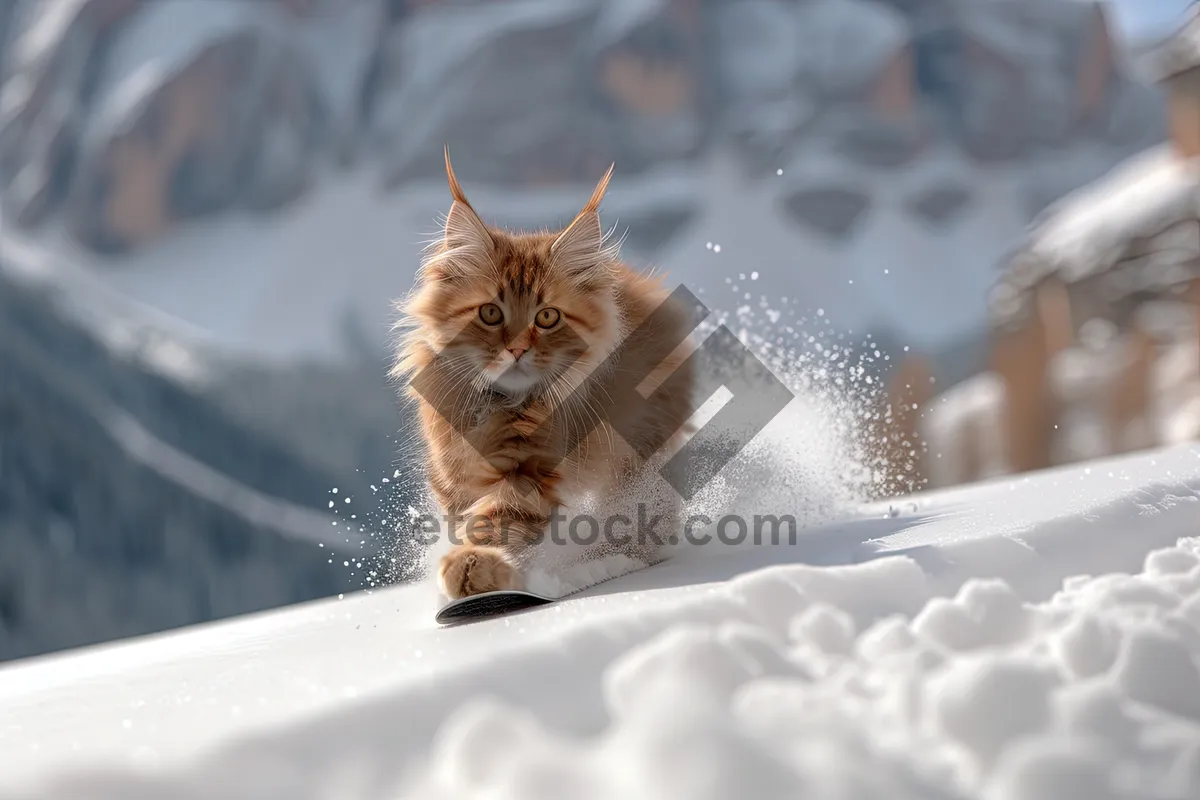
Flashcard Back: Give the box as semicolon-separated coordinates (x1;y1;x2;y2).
540;378;583;460
555;363;616;428
559;362;615;407
422;358;487;418
545;365;614;459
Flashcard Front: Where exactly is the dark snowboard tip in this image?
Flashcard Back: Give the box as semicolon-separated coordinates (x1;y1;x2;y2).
435;589;555;625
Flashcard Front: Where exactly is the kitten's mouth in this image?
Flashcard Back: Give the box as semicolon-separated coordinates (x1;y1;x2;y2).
486;361;541;394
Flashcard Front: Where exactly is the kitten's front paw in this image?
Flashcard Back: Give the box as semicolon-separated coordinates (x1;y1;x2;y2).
438;546;521;599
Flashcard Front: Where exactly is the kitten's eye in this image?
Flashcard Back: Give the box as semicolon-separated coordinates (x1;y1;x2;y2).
479;303;503;325
535;307;561;329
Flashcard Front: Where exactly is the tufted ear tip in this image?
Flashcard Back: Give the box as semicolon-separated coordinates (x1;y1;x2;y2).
444;145;470;206
439;149;493;254
551;164;617;257
581;162;615;214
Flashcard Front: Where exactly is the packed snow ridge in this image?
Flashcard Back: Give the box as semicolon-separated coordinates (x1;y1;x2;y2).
399;540;1200;800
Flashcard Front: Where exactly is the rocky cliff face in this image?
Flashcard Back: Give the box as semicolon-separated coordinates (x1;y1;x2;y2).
0;0;1165;257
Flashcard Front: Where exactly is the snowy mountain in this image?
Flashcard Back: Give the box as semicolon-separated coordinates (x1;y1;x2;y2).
1;442;1198;799
0;0;1169;373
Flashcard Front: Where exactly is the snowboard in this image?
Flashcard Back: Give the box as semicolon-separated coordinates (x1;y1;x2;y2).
434;555;667;625
434;589;555;624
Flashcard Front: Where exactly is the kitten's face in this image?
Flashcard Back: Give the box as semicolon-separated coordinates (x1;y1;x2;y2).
421;238;620;397
403;158;622;400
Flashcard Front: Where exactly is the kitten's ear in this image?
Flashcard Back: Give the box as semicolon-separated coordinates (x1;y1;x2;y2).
551;163;615;278
442;145;492;254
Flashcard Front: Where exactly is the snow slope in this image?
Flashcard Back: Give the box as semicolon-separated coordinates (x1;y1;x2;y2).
1;443;1200;799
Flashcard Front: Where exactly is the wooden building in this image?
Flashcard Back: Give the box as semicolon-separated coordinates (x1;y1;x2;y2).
882;6;1200;494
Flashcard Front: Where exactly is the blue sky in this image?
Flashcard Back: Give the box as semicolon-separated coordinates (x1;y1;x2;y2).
1110;0;1194;41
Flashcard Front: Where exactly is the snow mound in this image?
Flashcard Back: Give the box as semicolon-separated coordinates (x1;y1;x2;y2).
406;538;1200;799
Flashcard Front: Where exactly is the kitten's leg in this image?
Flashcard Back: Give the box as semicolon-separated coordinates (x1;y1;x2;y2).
437;491;550;600
437;519;543;599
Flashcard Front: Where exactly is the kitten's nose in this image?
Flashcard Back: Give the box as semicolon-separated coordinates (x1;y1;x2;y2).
508;347;527;362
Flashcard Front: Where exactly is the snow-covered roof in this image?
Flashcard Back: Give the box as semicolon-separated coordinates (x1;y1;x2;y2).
1024;145;1199;282
990;144;1200;331
1154;5;1200;81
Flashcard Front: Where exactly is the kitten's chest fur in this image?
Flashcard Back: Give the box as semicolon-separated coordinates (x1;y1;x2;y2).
464;380;609;463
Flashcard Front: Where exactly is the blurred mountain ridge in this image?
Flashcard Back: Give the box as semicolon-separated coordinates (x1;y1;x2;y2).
0;0;1166;256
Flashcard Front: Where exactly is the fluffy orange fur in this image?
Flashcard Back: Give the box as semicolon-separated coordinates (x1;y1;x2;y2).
392;149;695;599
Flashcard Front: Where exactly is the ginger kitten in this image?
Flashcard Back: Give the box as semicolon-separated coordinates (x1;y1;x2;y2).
392;150;696;600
